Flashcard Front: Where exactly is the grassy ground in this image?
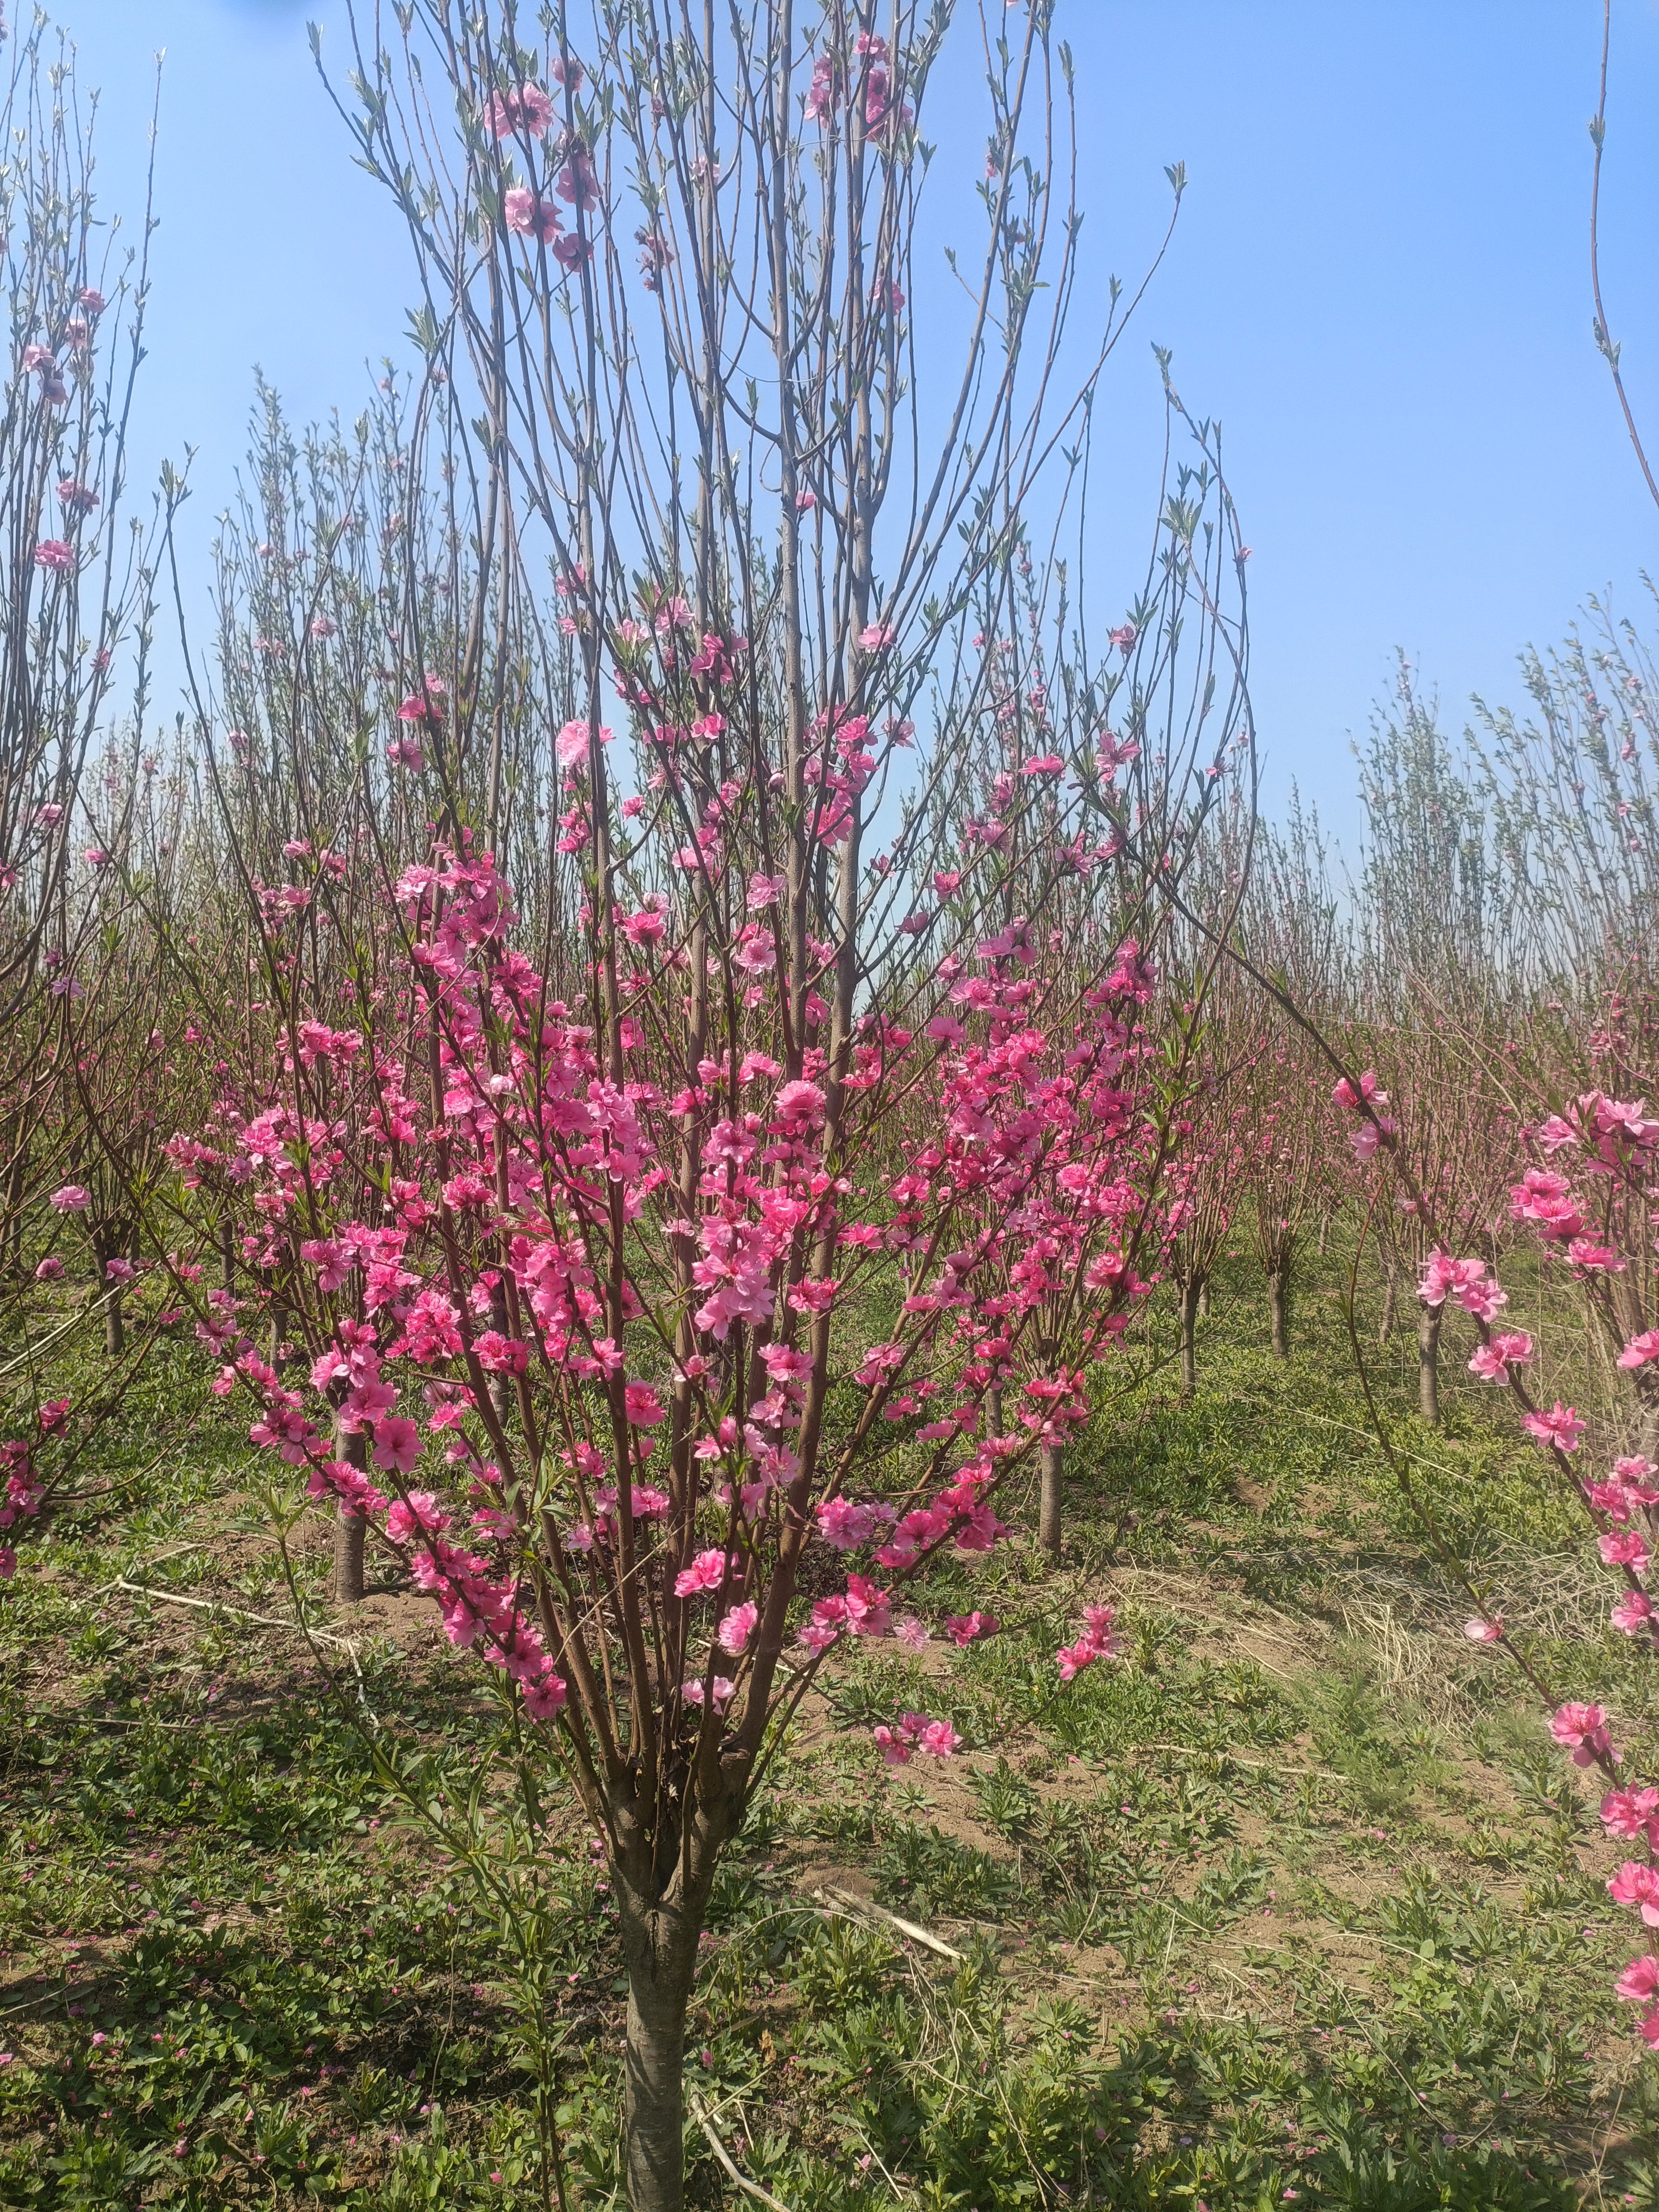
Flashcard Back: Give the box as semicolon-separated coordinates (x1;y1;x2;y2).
0;1258;1654;2209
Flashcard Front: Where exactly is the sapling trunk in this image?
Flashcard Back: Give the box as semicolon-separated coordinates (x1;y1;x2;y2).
1196;1280;1211;1320
1039;1438;1062;1560
4;1142;27;1275
487;1278;515;1427
618;1907;700;2212
103;1283;123;1357
613;1811;730;2212
1179;1278;1201;1395
1379;1263;1398;1345
1267;1259;1290;1359
333;1420;367;1603
1417;1301;1443;1427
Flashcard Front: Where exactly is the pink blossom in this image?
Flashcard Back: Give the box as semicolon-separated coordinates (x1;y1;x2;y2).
386;1492;450;1542
623;1382;665;1427
674;1548;728;1599
817;1497;876;1550
716;1600;758;1655
1618;1330;1659;1371
1523;1401;1586;1452
522;1669;568;1720
944;1611;1000;1646
371;1416;422;1474
1467;1331;1533;1381
504;187;561;243
681;1675;736;1709
483;84;555;139
48;1185;90;1213
1616;1953;1659;2004
1601;1527;1652;1573
773;1078;826;1133
1610;1860;1659;1926
556;719;609;771
1349;1117;1396;1162
1568;1236;1626;1272
1332;1068;1388;1112
1550;1700;1614;1767
554;147;599;210
1601;1786;1659;1841
1461;1616;1504;1643
843;1572;892;1638
873;1710;958;1766
33;539;73;572
1058;1603;1119;1681
33;1256;62;1282
894;1615;930;1651
1614;1589;1658;1637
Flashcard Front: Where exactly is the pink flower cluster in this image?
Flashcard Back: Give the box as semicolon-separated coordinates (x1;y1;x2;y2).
1056;1603;1119;1681
873;1712;960;1765
1331;1070;1396;1161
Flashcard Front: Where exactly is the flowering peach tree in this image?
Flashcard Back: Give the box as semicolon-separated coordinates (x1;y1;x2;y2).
1331;1055;1659;2057
142;3;1258;2203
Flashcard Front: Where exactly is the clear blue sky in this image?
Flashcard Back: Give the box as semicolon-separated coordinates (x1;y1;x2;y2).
52;0;1659;837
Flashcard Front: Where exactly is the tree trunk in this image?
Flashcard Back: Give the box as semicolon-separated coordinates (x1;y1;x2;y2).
622;1968;692;2211
3;1139;27;1275
487;1277;515;1427
1196;1280;1211;1320
103;1283;124;1357
616;1871;709;2212
1418;1301;1442;1427
1179;1278;1200;1395
1267;1260;1290;1359
333;1421;367;1603
985;1385;1003;1439
1379;1263;1398;1345
1038;1438;1062;1560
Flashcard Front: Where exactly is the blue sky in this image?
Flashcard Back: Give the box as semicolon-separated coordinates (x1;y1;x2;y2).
53;0;1659;838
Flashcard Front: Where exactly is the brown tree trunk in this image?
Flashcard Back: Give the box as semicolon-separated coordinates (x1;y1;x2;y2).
1196;1279;1211;1320
1267;1260;1290;1360
616;1861;715;2212
1418;1301;1442;1427
3;1139;27;1275
103;1282;123;1357
1039;1438;1062;1560
1379;1262;1398;1345
487;1277;515;1427
1179;1278;1200;1395
985;1385;1003;1439
333;1421;367;1603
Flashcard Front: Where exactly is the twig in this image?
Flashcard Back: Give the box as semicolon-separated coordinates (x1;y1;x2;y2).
1128;1740;1346;1781
690;2092;794;2212
106;1574;357;1653
811;1884;964;1961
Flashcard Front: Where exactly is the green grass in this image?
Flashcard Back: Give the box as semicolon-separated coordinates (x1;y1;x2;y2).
0;1259;1652;2205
